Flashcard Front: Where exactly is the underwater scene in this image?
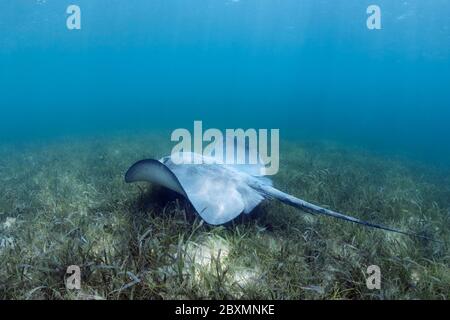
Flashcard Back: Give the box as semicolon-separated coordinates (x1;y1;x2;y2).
0;0;449;300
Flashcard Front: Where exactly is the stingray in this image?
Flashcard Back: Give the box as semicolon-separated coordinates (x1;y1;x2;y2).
125;152;433;241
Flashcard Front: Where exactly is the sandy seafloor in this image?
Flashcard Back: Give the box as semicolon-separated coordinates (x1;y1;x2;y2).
0;132;448;299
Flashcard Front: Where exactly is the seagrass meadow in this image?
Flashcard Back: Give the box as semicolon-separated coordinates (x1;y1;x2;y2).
2;0;450;302
0;132;448;300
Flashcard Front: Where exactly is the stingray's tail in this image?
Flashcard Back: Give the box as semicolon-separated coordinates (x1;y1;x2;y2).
258;184;438;242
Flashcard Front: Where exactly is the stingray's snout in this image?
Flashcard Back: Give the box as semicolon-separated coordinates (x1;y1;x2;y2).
124;161;140;183
124;170;133;183
124;167;132;183
124;158;187;197
125;159;156;183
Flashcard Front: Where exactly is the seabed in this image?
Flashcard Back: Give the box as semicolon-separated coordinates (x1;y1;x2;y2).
0;132;448;299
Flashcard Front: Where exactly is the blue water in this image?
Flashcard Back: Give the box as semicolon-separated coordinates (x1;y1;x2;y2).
1;0;449;165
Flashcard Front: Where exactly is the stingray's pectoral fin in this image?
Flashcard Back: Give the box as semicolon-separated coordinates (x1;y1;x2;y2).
259;185;439;242
125;159;246;225
125;159;187;196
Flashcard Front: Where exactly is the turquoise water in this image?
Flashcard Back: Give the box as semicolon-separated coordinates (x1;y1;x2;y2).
1;2;450;300
1;0;449;165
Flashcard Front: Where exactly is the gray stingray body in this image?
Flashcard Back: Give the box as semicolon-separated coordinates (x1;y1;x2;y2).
126;152;269;225
125;152;432;240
